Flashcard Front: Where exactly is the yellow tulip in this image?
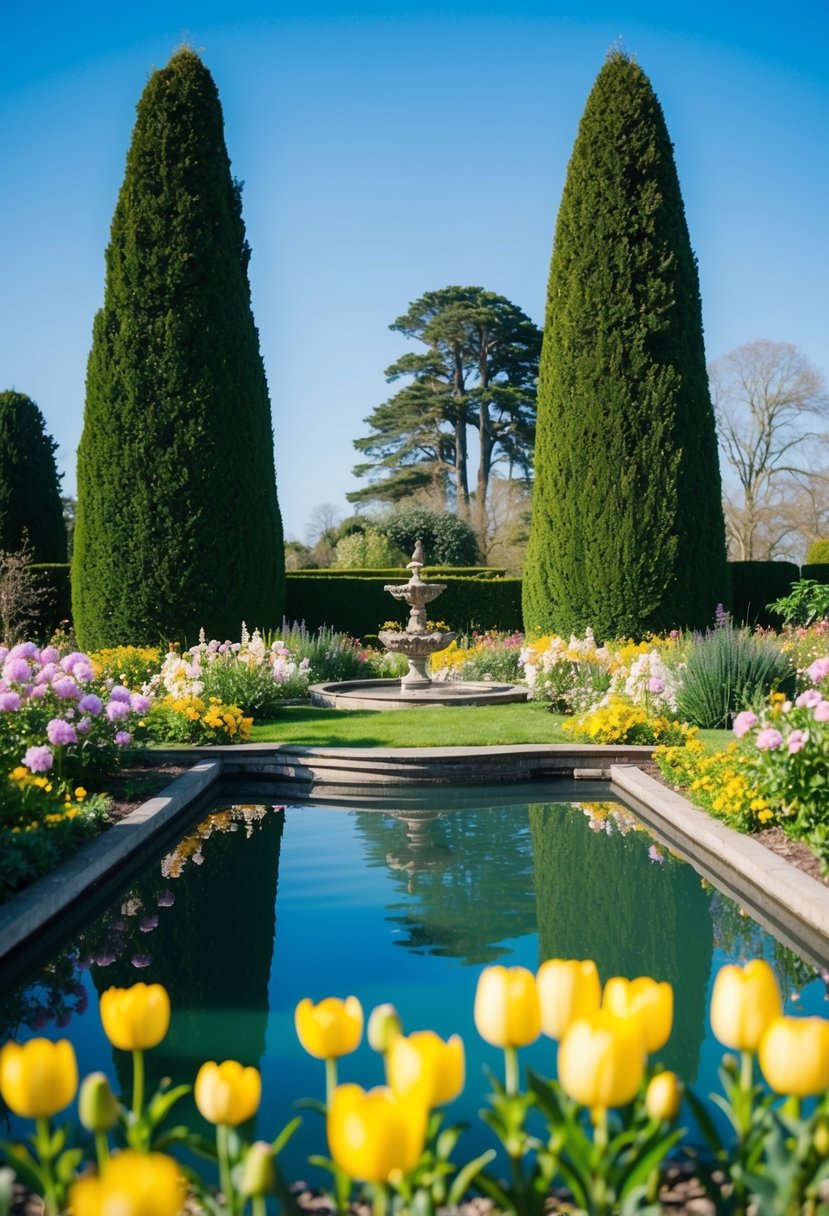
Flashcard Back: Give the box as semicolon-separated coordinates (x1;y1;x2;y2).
558;1010;647;1109
710;960;782;1052
239;1141;277;1198
536;958;601;1040
194;1060;262;1126
645;1071;682;1121
603;976;673;1053
474;965;541;1048
78;1071;120;1132
387;1030;465;1108
759;1016;829;1097
294;995;363;1060
367;1003;403;1054
0;1038;78;1119
327;1083;427;1182
69;1149;185;1216
99;983;170;1051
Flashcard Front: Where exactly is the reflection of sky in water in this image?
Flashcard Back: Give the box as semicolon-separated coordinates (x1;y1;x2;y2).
2;797;829;1178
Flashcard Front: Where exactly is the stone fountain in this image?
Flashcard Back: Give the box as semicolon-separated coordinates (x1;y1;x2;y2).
309;543;529;710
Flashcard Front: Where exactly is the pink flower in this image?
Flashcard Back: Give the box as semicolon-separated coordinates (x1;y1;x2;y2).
3;658;31;683
40;646;60;664
807;657;829;685
814;701;829;723
787;730;808;754
0;692;21;712
796;689;823;708
648;678;665;694
733;710;758;738
109;685;132;703
756;728;783;751
52;677;81;700
130;693;151;714
47;718;78;746
115;730;132;746
106;700;129;722
23;745;53;772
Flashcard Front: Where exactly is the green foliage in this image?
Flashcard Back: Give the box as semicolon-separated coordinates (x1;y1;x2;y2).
523;51;727;639
800;563;829;586
28;563;72;638
72;48;284;651
333;526;405;569
0;391;66;563
675;619;796;728
730;560;799;628
380;507;480;566
806;539;829;564
291;566;506;579
284;574;522;638
769;579;829;627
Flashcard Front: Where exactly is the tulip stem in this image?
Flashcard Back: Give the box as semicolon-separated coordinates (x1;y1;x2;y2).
504;1046;519;1096
325;1058;338;1108
217;1123;237;1216
35;1117;59;1216
252;1198;267;1216
372;1182;389;1216
132;1048;145;1119
592;1107;610;1216
95;1130;110;1170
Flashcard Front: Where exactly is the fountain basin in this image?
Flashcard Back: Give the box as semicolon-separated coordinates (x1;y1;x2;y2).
309;678;530;710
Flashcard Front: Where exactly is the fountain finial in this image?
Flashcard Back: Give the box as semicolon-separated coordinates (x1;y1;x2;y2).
410;538;425;568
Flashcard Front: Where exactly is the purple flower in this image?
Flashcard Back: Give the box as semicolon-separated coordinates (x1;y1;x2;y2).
0;647;8;664
36;663;59;684
130;693;151;714
78;693;103;715
115;730;132;746
157;890;175;907
0;692;21;712
733;710;758;738
814;701;829;723
52;677;81;700
756;727;783;751
139;915;159;933
647;678;664;694
40;646;60;664
109;685;132;703
648;844;665;864
23;745;53;772
28;683;47;700
95;953;116;967
130;953;152;969
807;657;829;685
796;689;823;709
106;700;129;722
787;730;807;755
47;718;78;746
76;717;92;735
3;658;31;683
8;642;39;660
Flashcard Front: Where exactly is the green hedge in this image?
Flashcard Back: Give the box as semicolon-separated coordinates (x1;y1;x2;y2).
805;540;829;564
800;564;829;586
30;563;72;639
284;575;523;638
291;567;507;580
728;561;800;629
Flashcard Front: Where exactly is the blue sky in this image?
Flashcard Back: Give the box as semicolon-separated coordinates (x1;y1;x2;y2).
2;1;827;541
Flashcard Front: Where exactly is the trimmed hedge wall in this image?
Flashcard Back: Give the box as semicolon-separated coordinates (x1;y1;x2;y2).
30;563;72;639
284;574;523;638
293;567;507;580
800;565;829;586
728;561;800;629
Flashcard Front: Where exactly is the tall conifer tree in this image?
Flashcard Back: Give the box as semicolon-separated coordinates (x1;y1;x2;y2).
0;391;66;563
523;52;727;638
73;48;284;648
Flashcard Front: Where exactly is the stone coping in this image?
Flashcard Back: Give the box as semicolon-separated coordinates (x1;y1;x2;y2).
2;744;829;970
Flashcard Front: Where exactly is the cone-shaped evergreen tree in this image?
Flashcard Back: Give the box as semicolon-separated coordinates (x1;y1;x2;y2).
73;48;284;648
523;52;727;638
0;391;66;562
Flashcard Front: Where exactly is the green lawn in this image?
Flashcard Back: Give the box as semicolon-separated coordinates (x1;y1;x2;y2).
249;703;732;751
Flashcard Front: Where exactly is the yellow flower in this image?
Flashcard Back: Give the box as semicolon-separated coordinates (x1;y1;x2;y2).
69;1149;185;1216
0;1038;78;1118
558;1010;647;1109
536;958;601;1041
99;983;171;1051
194;1059;262;1126
367;1003;403;1054
759;1016;829;1097
474;965;541;1048
710;960;782;1052
295;995;364;1060
78;1071;120;1132
387;1030;465;1108
645;1071;682;1121
327;1084;427;1182
75;786;87;800
603;976;673;1053
239;1141;277;1198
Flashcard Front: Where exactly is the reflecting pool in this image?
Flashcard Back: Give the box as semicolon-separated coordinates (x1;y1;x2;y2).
1;788;827;1178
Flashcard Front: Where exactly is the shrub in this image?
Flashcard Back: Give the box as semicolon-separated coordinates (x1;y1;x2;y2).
770;579;829;627
806;539;829;564
333;527;406;569
380;508;480;566
0;390;67;563
675;618;795;729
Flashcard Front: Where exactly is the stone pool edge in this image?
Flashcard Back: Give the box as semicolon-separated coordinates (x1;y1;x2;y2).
3;745;829;966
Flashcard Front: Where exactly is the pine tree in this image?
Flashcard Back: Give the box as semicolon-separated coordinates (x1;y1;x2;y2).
523;52;727;638
73;48;284;649
0;391;66;562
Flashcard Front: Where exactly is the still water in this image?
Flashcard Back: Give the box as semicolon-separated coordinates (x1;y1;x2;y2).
1;788;827;1176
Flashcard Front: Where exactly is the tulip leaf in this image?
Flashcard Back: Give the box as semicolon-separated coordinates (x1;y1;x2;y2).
272;1115;302;1156
308;1154;338;1172
617;1127;684;1196
295;1097;327;1116
436;1125;462;1159
683;1087;726;1156
55;1148;85;1183
46;1125;68;1157
0;1143;40;1193
147;1082;191;1125
156;1128;217;1160
473;1169;513;1211
556;1157;590;1212
447;1149;496;1205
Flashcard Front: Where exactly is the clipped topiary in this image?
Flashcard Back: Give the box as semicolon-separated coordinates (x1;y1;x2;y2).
380;508;480;567
73;48;284;649
0;391;66;563
523;51;727;639
806;539;829;565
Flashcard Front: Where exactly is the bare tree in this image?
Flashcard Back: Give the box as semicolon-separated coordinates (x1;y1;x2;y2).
0;538;49;644
710;340;829;560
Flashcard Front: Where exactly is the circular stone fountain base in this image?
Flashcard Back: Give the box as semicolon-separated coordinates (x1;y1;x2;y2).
309;679;530;711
